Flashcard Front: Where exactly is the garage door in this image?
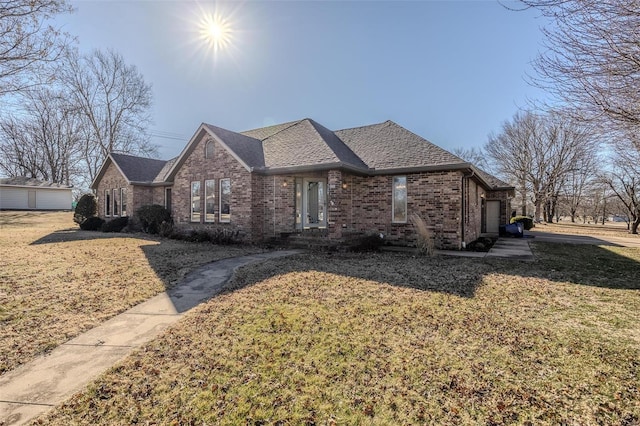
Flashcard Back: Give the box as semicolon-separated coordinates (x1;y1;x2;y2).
486;200;501;234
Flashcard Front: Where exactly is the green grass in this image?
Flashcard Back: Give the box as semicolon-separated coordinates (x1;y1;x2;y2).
36;245;640;425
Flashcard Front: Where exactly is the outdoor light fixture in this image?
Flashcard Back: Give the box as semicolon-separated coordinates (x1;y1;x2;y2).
342;183;348;189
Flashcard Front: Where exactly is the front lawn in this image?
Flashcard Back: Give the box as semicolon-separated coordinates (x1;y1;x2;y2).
36;244;640;424
0;211;261;376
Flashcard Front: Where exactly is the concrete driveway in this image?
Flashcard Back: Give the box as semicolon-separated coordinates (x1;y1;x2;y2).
527;230;640;248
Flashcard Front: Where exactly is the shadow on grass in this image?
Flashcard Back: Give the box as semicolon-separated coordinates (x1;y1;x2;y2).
224;251;491;299
518;242;640;290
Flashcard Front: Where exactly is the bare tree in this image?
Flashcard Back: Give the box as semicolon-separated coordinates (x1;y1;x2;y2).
516;0;640;152
61;48;156;183
559;152;598;222
0;0;72;95
452;147;488;170
486;110;599;222
601;139;640;234
0;87;82;184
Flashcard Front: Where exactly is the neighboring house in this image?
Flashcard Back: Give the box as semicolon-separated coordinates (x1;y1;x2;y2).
0;177;73;210
92;119;514;249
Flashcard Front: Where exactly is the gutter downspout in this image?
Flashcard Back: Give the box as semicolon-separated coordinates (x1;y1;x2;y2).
461;170;475;249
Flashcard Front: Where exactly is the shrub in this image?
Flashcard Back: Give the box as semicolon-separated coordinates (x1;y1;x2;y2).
411;213;435;256
74;194;97;225
209;228;242;245
344;232;384;252
80;216;105;231
136;204;172;234
101;217;129;233
510;215;534;230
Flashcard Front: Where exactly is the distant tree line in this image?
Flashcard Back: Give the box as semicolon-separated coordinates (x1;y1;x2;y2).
0;0;155;191
456;0;639;234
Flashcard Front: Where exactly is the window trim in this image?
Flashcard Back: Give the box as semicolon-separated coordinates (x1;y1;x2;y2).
120;188;127;217
112;188;119;217
104;189;111;217
392;176;407;224
219;178;231;223
204;179;216;223
190;181;201;222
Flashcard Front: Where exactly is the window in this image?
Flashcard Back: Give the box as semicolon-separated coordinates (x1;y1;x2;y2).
392;176;407;223
112;189;119;216
205;180;216;222
165;188;172;213
105;189;111;216
191;181;201;222
219;178;231;223
120;188;127;217
205;140;214;159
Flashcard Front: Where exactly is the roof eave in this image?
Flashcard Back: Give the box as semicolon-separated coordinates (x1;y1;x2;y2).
0;184;73;190
258;162;370;176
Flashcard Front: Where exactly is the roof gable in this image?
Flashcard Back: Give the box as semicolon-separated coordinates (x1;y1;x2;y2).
258;119;367;170
110;153;169;183
204;124;265;170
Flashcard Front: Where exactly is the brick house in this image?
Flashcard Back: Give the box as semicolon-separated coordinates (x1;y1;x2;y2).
91;119;514;249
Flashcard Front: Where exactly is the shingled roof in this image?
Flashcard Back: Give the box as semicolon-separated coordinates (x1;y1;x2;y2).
110;153;169;183
335;120;467;171
96;119;512;192
0;177;72;189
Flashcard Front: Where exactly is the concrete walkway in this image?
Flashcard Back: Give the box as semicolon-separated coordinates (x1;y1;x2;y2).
0;250;300;426
437;237;535;261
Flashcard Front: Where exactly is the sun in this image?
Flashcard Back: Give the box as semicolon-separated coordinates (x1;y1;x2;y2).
198;12;233;53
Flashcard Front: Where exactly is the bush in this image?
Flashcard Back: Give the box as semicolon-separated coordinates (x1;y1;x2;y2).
74;194;97;225
411;213;435;256
510;215;534;230
80;216;105;231
344;232;384;252
101;217;129;233
136;204;172;234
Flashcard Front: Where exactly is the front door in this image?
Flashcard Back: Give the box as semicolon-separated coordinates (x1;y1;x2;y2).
303;179;326;228
486;200;501;234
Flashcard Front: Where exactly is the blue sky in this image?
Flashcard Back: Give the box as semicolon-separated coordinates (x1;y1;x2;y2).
57;0;549;159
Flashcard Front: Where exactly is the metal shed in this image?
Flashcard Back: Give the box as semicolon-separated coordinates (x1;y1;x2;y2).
0;177;73;210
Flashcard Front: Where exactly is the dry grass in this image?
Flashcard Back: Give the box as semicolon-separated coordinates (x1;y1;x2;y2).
0;211;261;375
36;245;640;424
533;221;639;238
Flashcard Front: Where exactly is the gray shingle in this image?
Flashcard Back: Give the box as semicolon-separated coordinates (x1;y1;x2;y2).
204;124;265;170
111;153;168;183
259;119;367;169
335;120;466;170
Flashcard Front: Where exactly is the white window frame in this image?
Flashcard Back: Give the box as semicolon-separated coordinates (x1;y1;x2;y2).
120;188;127;217
112;188;119;217
104;189;111;217
392;176;407;224
219;178;231;223
204;179;216;222
191;181;201;222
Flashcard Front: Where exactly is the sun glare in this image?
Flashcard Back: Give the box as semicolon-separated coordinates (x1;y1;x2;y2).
199;12;233;53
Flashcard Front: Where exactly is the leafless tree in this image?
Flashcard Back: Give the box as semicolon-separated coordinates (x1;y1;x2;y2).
601;139;640;234
0;0;72;96
453;147;488;170
0;88;82;184
485;110;599;222
515;0;640;153
61;48;156;183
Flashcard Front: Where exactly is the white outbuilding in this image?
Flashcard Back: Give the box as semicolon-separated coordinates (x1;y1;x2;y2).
0;177;73;210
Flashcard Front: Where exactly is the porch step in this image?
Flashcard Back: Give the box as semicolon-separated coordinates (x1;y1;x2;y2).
285;234;339;251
